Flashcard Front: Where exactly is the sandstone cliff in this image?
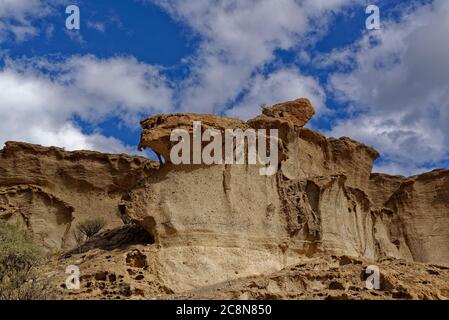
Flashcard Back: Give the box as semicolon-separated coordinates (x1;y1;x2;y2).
0;142;157;249
1;98;448;299
122;98;448;292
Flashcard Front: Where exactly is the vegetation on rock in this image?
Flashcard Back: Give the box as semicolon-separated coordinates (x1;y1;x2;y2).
0;221;54;300
74;217;107;244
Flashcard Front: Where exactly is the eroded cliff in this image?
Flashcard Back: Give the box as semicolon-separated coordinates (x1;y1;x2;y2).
0;142;157;249
1;98;448;298
121;98;449;291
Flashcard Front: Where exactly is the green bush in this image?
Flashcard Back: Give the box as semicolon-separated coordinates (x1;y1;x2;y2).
74;217;107;244
0;220;53;300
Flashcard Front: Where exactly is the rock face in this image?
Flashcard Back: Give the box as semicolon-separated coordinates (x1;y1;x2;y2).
0;142;157;249
383;170;449;265
43;247;449;300
170;255;449;300
122;98;449;292
1;98;448;299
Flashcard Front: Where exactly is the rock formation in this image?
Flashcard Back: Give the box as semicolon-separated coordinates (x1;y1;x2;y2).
0;142;157;249
139;113;248;163
126;98;448;291
0;98;448;299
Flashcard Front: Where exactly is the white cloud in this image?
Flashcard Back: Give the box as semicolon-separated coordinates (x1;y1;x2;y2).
0;0;54;42
151;0;360;114
373;161;437;177
87;21;106;32
0;55;173;153
60;55;174;123
1;0;358;154
5;0;445;177
329;113;446;176
326;0;449;175
227;68;325;120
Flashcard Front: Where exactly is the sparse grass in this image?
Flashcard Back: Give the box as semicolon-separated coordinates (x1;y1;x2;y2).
0;220;54;300
74;217;107;245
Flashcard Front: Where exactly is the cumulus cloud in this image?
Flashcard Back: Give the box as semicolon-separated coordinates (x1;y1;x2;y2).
227;68;325;120
59;55;174;122
3;0;446;177
150;0;360;114
2;0;354;153
0;55;173;152
325;0;449;175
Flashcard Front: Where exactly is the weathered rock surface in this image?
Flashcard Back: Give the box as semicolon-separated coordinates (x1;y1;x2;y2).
0;142;157;249
1;98;448;299
383;169;449;265
139;113;248;162
171;255;449;300
124;98;449;292
42;246;449;300
248;98;315;130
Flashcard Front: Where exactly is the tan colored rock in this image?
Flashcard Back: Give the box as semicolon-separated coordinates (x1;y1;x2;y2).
368;173;406;208
328;137;380;189
384;169;449;265
43;248;449;300
1;97;448;300
0;141;157;249
120;163;294;291
139;113;248;162
124;97;448;292
169;255;449;300
248;98;315;130
281;129;380;189
0;185;74;249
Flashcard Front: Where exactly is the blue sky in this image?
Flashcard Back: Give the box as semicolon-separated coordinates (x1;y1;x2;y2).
0;0;448;176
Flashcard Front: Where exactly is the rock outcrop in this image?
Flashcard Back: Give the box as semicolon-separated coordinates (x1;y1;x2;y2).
383;169;449;265
139;113;248;162
248;98;315;130
42;246;449;300
120;98;448;292
0;142;157;249
1;98;448;299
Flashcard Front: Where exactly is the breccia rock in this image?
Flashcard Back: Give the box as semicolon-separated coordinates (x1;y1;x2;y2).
1;98;448;298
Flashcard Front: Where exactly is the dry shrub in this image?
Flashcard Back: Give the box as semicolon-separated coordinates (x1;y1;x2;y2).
0;220;54;300
74;217;107;244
